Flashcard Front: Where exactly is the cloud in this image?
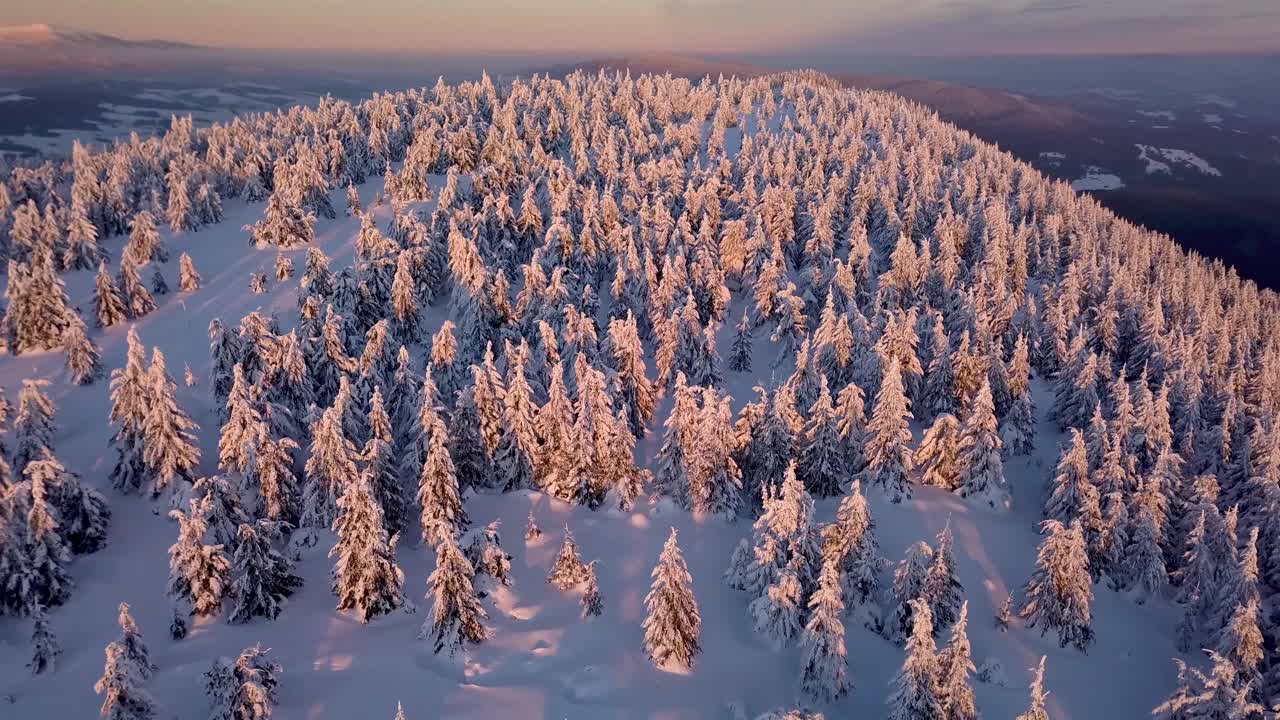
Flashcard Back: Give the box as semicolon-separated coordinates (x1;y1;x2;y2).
1021;0;1086;13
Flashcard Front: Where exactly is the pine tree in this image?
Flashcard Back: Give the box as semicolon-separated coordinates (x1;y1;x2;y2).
205;645;281;720
729;308;753;373
142;348;201;499
301;396;360;531
798;376;844;498
995;596;1013;632
1126;507;1167;603
64;313;104;385
916;414;963;490
750;556;804;649
525;509;542;542
95;640;158;720
800;557;850;703
114;602;156;680
27;603;61;674
150;268;169;295
865;358;914;501
1217;599;1264;677
179;252;201;291
891;540;935;643
364;387;406;534
1014;657;1049;720
417;412;467;546
228;522;302;624
22;468;75;611
94;261;128;327
167;497;231;638
886;599;943;720
118;255;156;319
937;602;977;720
581;560;604;618
330;468;406;623
956;379;1008;509
1020;519;1094;652
13;378;57;476
643;528;701;670
421;531;488;656
1152;652;1263;720
27;456;108;556
823;481;882;608
924;523;964;632
548;525;588;589
1044;429;1102;529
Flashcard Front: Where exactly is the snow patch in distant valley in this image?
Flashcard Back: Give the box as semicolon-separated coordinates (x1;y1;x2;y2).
1136;110;1175;121
1135;145;1221;177
1071;166;1125;191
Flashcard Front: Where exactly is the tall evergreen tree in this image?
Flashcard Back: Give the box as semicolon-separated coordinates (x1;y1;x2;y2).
937;602;977;720
887;599;944;720
420;531;488;656
167;497;231;638
330;468;406;623
956;379;1008;509
228;522;302;624
1020;519;1094;652
865;358;914;501
1014;656;1049;720
142;349;201;499
643;528;702;670
800;557;851;703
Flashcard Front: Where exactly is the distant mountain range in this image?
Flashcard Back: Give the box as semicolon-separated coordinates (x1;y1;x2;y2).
0;24;202;50
0;24;206;76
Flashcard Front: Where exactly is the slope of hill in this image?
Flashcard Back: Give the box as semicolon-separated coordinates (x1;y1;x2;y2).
0;69;1273;719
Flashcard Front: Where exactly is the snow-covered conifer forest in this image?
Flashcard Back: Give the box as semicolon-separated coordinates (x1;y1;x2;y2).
0;69;1276;719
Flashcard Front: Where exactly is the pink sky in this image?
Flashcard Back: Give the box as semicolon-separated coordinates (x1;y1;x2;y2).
7;1;1280;55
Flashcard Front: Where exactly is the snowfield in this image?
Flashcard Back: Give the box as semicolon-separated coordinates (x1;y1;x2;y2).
0;70;1269;720
1069;166;1125;191
1135;145;1221;177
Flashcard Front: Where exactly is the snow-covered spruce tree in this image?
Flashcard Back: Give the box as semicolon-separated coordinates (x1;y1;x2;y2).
13;378;57;477
525;509;542;542
64;202;104;271
798;375;845;498
1216;598;1264;675
178;252;201;291
364;387;406;534
118;255;157;319
151;268;169;295
416;411;468;546
865;358;914;502
301;396;360;532
95;637;159;720
956;379;1008;509
22;467;75;611
29;455;111;555
329;467;406;623
114;602;156;680
889;540;934;643
1043;429;1102;529
643;528;701;670
581;560;604;619
420;530;488;656
208;318;242;418
916;414;962;490
167;497;231;639
548;525;589;590
750;555;805;650
245;433;301;525
205;644;281;720
1019;519;1094;652
274;252;294;281
27;603;61;675
142;348;201;500
821;481;881;610
6;246;74;353
64;312;104;385
1125;506;1167;604
886;599;943;720
461;519;511;588
800;557;850;703
1151;652;1263;719
228;521;302;624
95;261;128;328
937;601;977;720
995;596;1013;632
729;308;753;373
245;183;316;248
923;522;964;633
1014;656;1050;720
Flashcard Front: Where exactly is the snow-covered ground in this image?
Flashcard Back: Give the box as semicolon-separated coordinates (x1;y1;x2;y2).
1202;113;1223;124
1137;110;1175;122
0;92;31;104
1070;166;1125;191
1037;152;1065;169
1135;145;1221;177
0;168;1190;718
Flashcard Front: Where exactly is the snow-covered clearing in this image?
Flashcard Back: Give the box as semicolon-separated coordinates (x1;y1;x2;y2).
1137;110;1175;122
